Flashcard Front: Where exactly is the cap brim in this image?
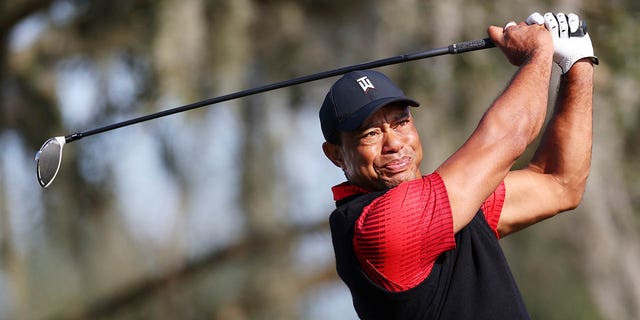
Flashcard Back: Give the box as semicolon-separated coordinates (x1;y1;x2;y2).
336;97;419;131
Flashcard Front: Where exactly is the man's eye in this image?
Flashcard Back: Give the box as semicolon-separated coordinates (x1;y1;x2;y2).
363;131;378;138
394;119;410;128
360;130;380;142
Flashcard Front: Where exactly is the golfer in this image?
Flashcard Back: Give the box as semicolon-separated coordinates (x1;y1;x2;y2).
320;12;596;319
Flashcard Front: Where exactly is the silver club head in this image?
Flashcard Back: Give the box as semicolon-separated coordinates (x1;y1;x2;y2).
35;136;66;188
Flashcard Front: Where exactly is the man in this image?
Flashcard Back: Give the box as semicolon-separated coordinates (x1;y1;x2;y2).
319;12;596;319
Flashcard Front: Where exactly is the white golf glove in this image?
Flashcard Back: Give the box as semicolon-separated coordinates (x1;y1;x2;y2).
526;12;599;74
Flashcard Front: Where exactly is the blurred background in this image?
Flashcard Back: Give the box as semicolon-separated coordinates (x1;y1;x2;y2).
1;0;639;319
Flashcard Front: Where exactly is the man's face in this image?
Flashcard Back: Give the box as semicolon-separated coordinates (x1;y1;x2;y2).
324;103;423;191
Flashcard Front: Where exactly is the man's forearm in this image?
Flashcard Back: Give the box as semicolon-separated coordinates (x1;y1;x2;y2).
491;52;553;143
529;60;594;204
474;51;553;159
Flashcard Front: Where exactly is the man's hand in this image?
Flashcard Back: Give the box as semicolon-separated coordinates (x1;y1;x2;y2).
539;12;599;74
487;17;553;67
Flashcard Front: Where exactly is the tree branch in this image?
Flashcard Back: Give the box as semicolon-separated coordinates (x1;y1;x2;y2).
73;221;331;319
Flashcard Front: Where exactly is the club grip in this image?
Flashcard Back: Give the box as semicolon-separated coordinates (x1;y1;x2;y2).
449;38;496;54
570;20;588;37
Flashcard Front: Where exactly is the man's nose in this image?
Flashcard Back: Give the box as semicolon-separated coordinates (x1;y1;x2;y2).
382;130;403;154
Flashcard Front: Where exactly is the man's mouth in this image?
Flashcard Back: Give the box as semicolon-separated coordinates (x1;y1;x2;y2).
382;156;412;173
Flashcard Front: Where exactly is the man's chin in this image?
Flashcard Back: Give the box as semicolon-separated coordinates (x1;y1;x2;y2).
382;172;421;188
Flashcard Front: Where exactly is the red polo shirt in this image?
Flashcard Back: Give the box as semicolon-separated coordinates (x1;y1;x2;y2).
332;173;505;292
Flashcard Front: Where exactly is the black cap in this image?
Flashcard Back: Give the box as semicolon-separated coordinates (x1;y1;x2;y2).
319;70;419;144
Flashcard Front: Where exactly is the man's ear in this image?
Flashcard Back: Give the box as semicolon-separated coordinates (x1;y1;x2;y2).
322;142;345;169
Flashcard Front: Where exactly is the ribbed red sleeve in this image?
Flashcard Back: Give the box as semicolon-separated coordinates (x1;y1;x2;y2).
353;173;455;292
480;181;506;239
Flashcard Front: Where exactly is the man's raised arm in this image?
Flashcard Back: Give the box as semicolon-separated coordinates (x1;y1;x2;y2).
499;12;597;237
436;17;554;233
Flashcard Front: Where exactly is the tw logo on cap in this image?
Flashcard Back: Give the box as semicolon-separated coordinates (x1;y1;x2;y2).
356;76;375;93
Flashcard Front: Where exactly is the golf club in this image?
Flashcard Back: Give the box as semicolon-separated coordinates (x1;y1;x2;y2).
35;37;495;188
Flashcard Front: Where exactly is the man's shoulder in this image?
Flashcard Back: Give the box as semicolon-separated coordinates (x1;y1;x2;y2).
330;191;385;226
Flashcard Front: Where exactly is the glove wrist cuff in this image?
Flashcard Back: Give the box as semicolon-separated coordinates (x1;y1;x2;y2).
559;55;599;74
